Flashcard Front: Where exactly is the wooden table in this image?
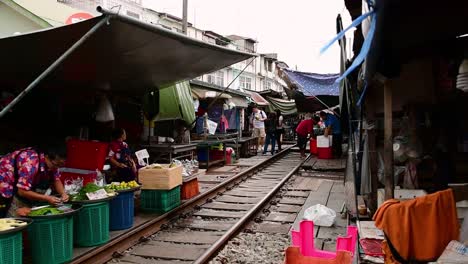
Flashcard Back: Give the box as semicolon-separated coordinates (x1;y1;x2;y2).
225;137;258;158
193;140;226;170
140;143;197;163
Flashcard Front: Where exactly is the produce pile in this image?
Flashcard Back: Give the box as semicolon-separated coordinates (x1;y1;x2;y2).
106;181;139;191
0;219;27;231
28;207;63;216
70;183;116;201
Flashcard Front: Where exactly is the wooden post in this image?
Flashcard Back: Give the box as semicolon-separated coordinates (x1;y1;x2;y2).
384;80;394;200
367;108;378;212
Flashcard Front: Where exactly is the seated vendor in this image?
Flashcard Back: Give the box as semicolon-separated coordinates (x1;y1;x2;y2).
0;147;68;217
108;128;137;182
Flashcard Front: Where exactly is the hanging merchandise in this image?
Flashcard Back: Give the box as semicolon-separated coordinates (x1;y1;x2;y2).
95;95;115;122
207;119;218;135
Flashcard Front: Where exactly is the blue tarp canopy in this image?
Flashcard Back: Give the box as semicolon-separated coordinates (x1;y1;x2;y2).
282;69;340;96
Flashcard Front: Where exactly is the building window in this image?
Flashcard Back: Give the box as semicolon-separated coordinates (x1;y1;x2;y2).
239;76;252;90
207;71;224;86
264;81;272;90
126;10;140;19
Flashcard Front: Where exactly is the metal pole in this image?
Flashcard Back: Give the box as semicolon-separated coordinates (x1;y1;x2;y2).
0;17;109;119
182;0;188;34
384;80;394;200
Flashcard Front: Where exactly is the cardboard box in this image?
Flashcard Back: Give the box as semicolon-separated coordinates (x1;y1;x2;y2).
139;164;183;190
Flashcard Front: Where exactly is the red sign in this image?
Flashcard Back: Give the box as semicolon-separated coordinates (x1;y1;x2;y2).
65;13;94;25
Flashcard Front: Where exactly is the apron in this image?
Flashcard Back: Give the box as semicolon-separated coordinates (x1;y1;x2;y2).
1;149;52;217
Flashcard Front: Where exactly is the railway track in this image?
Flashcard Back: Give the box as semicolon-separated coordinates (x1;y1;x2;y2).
72;148;308;264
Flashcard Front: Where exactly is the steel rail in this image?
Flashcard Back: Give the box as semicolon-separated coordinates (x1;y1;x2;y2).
71;146;295;264
193;153;310;264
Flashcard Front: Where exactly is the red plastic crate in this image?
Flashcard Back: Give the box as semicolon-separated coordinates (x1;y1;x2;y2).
66;139;109;170
310;138;318;155
317;147;332;159
181;178;200;200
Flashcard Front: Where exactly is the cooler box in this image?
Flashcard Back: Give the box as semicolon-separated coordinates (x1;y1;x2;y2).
66;139;109;171
310;138;318;155
317;136;333;160
60;168;97;186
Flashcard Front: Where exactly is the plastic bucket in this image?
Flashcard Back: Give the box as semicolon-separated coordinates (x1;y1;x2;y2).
28;217;73;264
74;202;110;247
0;232;22;264
109;191;134;230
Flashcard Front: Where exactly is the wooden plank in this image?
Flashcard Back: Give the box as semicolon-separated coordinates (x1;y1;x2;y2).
201;202;253;211
120;255;191;264
276;205;302;213
153;231;222;244
279;197;306;205
331;183;345;193
176;219;235;231
223;190;268;197
292;180;334;231
216;195;260;204
197;175;225;183
254;222;291;234
193;209;245;218
265;212;297;223
288;177;323;191
132;241;205;260
284;191;310;198
232;188;269;193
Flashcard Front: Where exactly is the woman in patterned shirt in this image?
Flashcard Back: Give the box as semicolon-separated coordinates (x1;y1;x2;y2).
108;128;137;182
0;147;68;217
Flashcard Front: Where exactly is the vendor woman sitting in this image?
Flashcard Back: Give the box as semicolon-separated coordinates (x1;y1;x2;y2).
108;128;137;182
0;146;68;217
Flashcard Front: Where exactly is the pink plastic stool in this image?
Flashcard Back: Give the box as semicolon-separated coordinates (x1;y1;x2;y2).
291;220;358;258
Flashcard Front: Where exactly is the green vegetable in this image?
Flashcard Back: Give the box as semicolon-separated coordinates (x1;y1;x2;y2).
29;207;63;216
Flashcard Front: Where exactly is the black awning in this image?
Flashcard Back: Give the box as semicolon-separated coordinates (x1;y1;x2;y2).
0;12;253;95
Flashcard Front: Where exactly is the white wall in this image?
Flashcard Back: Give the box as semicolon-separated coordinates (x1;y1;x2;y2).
0;3;43;38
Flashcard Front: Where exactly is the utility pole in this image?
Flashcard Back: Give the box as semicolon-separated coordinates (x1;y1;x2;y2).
182;0;188;35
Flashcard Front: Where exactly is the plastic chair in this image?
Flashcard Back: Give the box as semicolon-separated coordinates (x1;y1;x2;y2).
291;220;358;258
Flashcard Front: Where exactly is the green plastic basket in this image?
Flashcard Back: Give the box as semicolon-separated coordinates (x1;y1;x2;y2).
141;186;181;213
0;232;22;264
28;217;73;264
74;202;110;247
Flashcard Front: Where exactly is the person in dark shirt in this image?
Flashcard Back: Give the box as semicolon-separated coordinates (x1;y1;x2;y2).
295;113;315;158
263;112;278;155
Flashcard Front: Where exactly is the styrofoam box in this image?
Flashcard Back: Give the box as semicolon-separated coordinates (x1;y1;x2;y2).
377;188;427;207
317;135;333;148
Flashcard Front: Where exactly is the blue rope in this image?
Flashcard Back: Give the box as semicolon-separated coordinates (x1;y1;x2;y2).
357;81;368;107
320;10;375;55
336;11;377;83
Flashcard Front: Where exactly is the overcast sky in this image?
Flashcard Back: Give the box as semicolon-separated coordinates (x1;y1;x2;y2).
143;0;351;74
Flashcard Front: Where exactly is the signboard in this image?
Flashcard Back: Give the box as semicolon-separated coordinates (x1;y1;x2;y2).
65;13;94;25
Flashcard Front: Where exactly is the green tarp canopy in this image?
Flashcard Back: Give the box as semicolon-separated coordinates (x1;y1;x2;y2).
266;96;297;115
144;81;196;127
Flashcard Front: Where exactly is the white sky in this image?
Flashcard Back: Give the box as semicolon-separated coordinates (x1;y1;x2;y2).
143;0;351;74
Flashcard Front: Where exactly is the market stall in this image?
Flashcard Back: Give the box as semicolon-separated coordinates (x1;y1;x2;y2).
0;6;255;262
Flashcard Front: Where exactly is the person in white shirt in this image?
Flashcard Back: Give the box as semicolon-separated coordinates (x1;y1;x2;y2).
250;106;267;151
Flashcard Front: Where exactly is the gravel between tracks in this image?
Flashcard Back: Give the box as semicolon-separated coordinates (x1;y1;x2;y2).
209;232;289;264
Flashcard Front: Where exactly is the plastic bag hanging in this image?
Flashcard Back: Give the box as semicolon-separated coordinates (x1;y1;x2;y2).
95;95;115;122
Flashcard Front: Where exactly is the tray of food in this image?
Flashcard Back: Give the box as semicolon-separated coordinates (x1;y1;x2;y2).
0;218;32;235
27;204;82;219
105;181;141;193
69;183;117;204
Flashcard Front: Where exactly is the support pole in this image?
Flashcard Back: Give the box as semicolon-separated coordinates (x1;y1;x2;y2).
182;0;188;35
0;17;109;119
368;108;378;212
384;80;394;200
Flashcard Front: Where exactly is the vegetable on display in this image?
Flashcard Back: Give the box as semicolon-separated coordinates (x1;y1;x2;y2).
70;183;116;201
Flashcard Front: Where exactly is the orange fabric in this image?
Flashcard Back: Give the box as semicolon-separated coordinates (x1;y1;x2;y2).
284;247;353;264
373;189;459;262
381;241;401;264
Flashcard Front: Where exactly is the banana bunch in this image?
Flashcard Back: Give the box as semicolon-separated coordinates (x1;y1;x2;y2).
108;181;139;191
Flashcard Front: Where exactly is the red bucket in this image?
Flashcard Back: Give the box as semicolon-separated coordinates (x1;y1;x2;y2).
310;138;318;155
